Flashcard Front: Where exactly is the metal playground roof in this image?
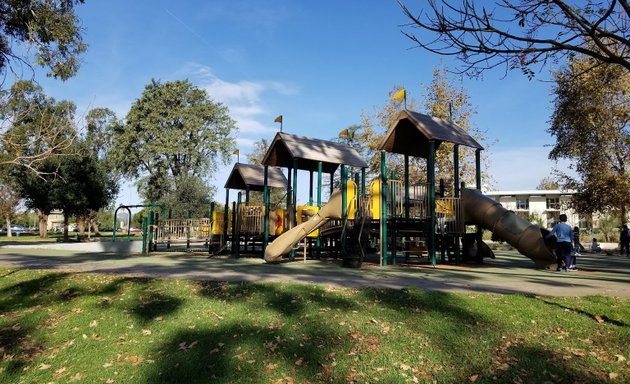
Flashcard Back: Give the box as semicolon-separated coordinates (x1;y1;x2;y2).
261;132;368;173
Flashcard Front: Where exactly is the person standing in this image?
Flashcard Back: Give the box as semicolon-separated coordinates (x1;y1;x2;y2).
546;214;574;271
621;224;630;257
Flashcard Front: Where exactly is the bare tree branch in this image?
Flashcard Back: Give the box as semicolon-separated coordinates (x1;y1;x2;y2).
399;0;630;78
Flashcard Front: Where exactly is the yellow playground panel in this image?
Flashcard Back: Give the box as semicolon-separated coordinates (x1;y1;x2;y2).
297;205;319;237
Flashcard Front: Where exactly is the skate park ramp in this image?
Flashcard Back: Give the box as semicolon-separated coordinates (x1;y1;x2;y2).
461;188;557;268
264;189;345;263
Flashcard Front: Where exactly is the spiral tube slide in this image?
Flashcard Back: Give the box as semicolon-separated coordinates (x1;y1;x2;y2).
264;189;345;263
461;188;557;268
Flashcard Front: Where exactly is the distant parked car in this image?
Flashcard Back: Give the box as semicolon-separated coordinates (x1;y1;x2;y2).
9;225;29;233
129;227;143;234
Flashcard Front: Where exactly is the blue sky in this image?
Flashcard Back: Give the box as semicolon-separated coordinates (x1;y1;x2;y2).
32;0;566;206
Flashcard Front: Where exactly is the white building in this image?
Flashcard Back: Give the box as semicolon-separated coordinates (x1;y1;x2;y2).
483;190;586;229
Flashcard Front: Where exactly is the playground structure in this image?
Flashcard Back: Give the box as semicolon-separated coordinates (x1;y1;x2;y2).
115;109;557;269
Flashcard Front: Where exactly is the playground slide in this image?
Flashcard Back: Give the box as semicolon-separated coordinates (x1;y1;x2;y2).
264;189;345;263
461;188;557;268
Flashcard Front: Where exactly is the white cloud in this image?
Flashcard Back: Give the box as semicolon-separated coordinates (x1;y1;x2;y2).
486;146;574;191
177;62;294;139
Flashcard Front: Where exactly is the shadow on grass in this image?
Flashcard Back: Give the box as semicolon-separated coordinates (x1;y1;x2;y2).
538;297;629;328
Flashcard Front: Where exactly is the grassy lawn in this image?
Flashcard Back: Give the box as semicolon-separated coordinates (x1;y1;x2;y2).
0;268;628;383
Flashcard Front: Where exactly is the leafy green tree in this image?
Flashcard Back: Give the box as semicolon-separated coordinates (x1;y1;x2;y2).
598;214;621;243
421;65;491;190
358;67;491;193
16;149;119;240
84;108;121;162
548;54;630;225
399;0;630;78
111;79;237;202
74;108;122;234
0;183;20;236
537;177;560;190
0;0;87;81
1;80;77;176
160;174;212;218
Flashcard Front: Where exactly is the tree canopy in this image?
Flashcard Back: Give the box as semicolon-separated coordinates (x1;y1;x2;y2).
0;0;87;82
357;65;490;191
111;79;237;202
399;0;630;78
15;149;119;238
548;54;629;223
0;80;77;176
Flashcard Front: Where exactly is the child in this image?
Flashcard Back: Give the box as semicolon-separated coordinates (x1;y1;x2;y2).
591;238;601;252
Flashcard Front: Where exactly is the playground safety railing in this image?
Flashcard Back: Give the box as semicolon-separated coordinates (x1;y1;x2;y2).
435;197;464;234
155;218;212;244
238;204;265;235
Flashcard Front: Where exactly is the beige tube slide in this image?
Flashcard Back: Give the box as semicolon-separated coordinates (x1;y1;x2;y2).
461;188;557;268
264;189;346;263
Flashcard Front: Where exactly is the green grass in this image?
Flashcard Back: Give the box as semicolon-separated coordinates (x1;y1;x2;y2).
0;268;628;383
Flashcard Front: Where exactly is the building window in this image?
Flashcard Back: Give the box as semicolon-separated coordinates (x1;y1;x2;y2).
546;198;560;210
516;198;529;210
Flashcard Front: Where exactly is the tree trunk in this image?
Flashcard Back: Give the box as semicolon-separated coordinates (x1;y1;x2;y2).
77;217;86;235
5;217;11;238
63;213;69;242
38;210;48;238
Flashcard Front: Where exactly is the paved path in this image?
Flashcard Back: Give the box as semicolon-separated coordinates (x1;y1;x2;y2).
0;244;628;297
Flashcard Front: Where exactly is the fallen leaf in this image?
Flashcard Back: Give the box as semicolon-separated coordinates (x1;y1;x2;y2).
321;363;331;375
142;329;151;336
609;372;618;380
264;363;278;374
106;379;114;384
127;355;143;365
70;372;83;381
469;374;479;382
38;363;51;370
102;362;113;368
294;358;303;366
595;315;605;324
615;354;626;362
154;316;163;321
89;320;98;328
400;363;410;371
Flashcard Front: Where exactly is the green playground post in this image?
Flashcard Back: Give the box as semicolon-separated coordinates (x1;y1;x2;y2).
317;161;322;256
141;216;147;255
291;159;298;259
428;140;436;266
380;151;388;266
263;165;270;250
404;154;410;219
390;170;397;265
231;201;237;255
209;202;215;254
341;165;348;254
475;149;482;190
308;171;313;206
223;189;229;247
236;192;242;257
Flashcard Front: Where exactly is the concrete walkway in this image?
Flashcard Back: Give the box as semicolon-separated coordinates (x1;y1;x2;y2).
0;244;628;297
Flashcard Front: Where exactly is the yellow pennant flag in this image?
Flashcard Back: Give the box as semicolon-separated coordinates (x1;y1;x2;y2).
339;128;349;137
392;88;406;100
274;115;283;123
233;149;239;156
